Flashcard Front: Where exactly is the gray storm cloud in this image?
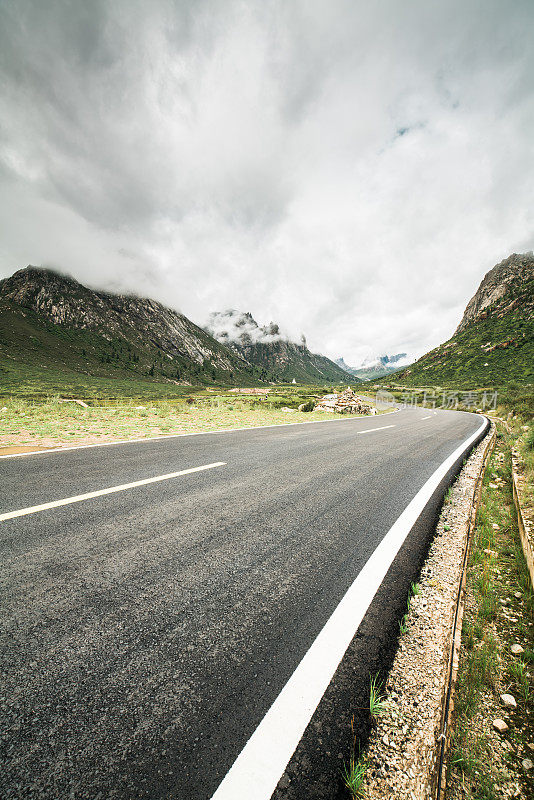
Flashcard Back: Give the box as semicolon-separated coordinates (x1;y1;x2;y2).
0;0;533;365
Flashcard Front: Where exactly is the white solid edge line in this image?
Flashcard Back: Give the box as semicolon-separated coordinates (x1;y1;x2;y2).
0;462;226;522
357;424;395;434
0;409;401;460
210;415;488;800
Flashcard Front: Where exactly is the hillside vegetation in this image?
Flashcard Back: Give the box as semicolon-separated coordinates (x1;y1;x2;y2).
391;253;533;388
207;310;352;384
0;267;351;397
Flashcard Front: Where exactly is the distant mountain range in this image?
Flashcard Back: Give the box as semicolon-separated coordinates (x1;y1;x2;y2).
0;267;352;396
2;250;529;398
389;252;534;387
206;310;353;384
335;353;410;381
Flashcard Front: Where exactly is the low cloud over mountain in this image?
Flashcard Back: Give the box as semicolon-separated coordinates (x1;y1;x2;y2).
206;311;287;347
1;1;533;365
207;310;349;383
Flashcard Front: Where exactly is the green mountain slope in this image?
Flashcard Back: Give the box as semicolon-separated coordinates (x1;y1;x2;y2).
232;339;355;383
391;253;534;387
207;310;354;384
0;267;260;397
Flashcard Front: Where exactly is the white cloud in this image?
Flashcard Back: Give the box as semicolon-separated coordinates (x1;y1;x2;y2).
206;310;285;346
0;0;533;364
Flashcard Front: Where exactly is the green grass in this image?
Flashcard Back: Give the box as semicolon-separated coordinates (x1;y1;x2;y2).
368;674;389;720
0;392;384;448
342;755;367;798
508;659;530;705
451;735;500;800
398;580;421;635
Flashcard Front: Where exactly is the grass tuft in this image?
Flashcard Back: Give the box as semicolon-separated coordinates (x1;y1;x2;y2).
342;755;367;798
369;674;389;720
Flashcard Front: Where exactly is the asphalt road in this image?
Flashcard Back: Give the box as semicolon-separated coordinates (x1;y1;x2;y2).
0;408;485;799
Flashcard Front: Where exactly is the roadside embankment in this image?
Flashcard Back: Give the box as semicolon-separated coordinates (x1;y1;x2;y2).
445;423;534;799
356;422;495;799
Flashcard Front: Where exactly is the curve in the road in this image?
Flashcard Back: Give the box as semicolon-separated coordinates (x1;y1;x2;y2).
210;415;487;800
0;409;487;800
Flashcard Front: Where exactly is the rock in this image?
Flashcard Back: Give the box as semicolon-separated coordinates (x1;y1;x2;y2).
500;693;517;709
493;719;509;733
502;739;513;752
522;758;533;771
455;253;534;333
514;592;522;599
484;548;498;556
511;644;524;655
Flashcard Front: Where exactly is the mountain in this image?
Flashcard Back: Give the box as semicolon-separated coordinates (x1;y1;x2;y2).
0;266;258;396
335;353;410;381
455;252;534;333
390;252;534;387
334;357;354;373
207;310;354;384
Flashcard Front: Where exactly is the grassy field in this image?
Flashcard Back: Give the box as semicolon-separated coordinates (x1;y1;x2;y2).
0;361;217;400
0;387;380;449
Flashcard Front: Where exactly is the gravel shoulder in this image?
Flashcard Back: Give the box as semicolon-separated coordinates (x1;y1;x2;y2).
358;422;496;799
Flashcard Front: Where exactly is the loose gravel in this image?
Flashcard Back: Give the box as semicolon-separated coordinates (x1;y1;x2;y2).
360;423;494;799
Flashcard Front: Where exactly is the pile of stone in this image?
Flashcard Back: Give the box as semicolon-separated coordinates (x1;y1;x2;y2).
314;388;374;414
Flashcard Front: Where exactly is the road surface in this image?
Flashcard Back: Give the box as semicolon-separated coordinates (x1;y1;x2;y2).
0;408;487;799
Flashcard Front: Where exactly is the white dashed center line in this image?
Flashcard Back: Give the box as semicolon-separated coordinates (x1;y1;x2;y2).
357;425;395;434
0;462;226;522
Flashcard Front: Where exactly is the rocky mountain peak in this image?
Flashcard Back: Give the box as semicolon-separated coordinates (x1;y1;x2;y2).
0;265;248;372
206;309;351;383
456;252;534;333
0;265;79;304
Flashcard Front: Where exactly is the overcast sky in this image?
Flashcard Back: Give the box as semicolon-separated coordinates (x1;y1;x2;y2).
1;0;533;365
